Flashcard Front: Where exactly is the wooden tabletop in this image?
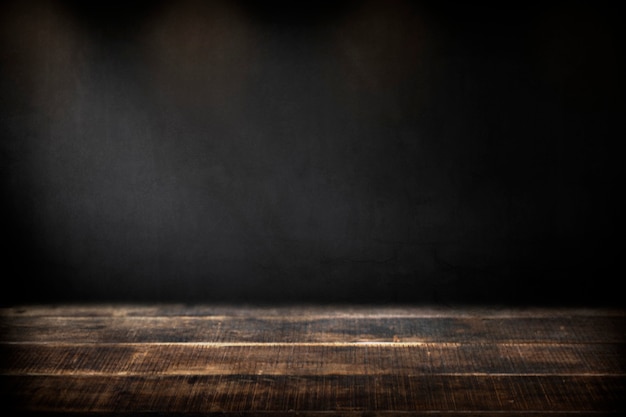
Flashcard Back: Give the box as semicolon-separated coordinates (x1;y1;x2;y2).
1;304;624;415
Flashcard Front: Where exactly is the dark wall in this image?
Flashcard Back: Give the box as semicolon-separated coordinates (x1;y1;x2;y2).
1;0;623;306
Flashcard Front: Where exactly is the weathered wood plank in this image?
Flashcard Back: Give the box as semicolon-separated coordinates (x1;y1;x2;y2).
2;306;624;414
2;315;624;343
2;305;624;318
0;410;623;417
2;374;624;413
2;343;624;376
1;410;623;417
1;413;622;417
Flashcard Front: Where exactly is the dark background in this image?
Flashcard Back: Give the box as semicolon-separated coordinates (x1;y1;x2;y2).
0;0;623;306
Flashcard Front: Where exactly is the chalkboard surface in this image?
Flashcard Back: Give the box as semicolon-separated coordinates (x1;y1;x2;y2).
1;0;623;306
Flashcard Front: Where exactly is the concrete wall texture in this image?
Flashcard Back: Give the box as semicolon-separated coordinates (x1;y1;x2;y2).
1;0;623;306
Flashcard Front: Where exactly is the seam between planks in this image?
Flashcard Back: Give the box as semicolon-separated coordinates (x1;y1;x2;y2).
3;372;626;377
2;341;625;346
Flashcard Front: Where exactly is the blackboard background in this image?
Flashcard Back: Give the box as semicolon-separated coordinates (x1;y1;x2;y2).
1;0;623;306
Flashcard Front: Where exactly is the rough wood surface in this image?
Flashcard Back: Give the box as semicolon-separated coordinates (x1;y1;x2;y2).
1;305;624;415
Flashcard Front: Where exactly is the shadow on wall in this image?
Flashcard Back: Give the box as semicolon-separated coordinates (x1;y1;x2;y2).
0;0;623;306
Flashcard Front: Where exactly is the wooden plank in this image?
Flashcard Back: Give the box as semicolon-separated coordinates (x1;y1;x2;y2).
2;305;624;318
2;342;624;376
0;413;621;417
2;306;624;414
2;374;624;413
2;315;624;343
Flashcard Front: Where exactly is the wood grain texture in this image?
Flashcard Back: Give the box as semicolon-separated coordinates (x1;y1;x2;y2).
2;343;624;376
1;305;625;415
2;375;625;413
2;314;624;343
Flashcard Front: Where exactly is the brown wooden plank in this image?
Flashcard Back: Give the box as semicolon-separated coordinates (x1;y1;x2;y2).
2;342;624;376
2;305;624;318
2;315;624;343
3;305;624;414
2;374;624;413
0;413;621;417
0;410;623;417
